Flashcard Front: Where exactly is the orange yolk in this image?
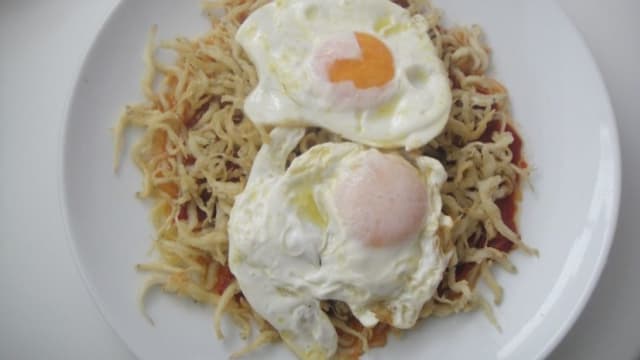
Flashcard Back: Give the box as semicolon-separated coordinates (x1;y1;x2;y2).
328;32;395;89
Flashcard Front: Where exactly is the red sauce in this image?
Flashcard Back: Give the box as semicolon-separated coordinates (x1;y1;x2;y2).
200;189;212;204
480;121;527;169
177;202;207;222
177;203;189;221
177;190;212;223
329;312;391;358
479;120;527;253
196;207;208;222
195;255;211;267
391;0;410;8
232;109;244;123
184;102;210;129
213;265;235;295
225;161;240;172
455;262;476;282
183;155;196;166
369;323;391;348
488;191;519;252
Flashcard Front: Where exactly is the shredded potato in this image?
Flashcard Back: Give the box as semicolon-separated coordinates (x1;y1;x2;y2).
113;0;534;358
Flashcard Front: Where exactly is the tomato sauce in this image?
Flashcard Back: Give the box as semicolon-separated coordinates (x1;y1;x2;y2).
391;0;410;8
480;120;527;169
455;262;476;282
334;317;391;359
213;265;235;295
479;120;527;253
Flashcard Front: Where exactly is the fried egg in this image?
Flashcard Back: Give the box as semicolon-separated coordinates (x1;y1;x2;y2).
228;128;452;358
236;0;452;150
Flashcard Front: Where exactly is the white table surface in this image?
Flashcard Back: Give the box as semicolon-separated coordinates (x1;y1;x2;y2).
1;0;638;359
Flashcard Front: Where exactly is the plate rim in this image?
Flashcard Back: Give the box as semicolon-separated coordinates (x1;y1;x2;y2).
526;2;621;359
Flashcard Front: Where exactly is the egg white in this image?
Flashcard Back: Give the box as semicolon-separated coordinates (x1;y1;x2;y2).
236;0;452;150
228;128;452;358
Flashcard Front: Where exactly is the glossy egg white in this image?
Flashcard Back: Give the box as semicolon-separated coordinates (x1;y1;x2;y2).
228;128;452;358
236;0;452;150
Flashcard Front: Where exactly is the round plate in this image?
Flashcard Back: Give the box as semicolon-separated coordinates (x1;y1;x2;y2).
61;0;621;359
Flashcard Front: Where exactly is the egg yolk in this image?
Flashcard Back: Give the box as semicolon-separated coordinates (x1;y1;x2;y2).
328;32;395;89
335;151;428;247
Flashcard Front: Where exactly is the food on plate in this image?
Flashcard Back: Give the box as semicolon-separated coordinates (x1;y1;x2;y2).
228;128;451;358
113;0;535;358
236;0;451;150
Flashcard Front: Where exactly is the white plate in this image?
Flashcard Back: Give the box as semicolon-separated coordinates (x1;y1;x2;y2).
61;0;621;359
